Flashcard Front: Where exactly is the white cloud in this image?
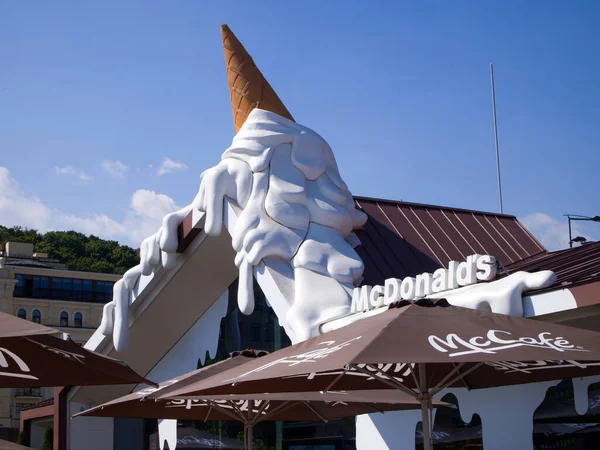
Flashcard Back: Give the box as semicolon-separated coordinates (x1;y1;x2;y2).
520;212;600;251
101;160;129;178
157;158;188;176
0;167;52;229
54;165;92;184
130;189;179;220
0;166;181;247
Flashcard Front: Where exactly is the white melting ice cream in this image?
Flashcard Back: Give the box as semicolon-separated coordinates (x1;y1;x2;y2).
100;109;367;350
193;109;367;341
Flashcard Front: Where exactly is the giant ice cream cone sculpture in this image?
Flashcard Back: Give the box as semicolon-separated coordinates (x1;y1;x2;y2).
98;25;367;352
221;24;294;133
216;24;366;341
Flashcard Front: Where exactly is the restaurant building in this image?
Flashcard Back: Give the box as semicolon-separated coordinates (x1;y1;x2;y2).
23;25;600;450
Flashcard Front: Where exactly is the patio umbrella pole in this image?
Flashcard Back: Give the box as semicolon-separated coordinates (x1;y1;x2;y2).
247;400;254;450
419;363;432;450
351;364;433;448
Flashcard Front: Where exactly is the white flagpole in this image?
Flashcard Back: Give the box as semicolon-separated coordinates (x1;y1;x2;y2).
490;63;504;214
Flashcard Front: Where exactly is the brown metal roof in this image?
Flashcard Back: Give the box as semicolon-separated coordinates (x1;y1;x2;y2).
503;241;600;294
172;195;598;302
353;196;547;286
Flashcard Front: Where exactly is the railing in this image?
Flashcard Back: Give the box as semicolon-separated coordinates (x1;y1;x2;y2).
14;388;42;397
20;398;54;412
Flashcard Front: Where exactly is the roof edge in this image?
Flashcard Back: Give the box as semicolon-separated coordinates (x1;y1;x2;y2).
353;195;519;219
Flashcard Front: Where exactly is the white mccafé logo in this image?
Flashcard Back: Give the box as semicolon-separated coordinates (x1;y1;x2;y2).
0;348;38;381
428;330;588;357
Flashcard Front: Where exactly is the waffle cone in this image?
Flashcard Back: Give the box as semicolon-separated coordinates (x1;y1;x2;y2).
221;24;294;133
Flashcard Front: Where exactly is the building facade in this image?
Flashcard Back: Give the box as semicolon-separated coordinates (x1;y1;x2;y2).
56;196;600;450
0;241;120;431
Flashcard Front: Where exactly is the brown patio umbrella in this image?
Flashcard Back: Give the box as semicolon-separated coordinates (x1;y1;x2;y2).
74;387;448;421
158;299;600;450
74;349;450;450
0;311;156;387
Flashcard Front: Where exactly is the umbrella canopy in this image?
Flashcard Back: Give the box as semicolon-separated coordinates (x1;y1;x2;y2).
0;312;156;387
159;299;600;397
157;299;600;450
0;439;33;450
74;350;268;420
74;349;450;450
74;348;450;422
75;388;449;422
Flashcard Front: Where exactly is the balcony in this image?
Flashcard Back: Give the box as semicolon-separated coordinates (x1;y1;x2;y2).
14;388;43;398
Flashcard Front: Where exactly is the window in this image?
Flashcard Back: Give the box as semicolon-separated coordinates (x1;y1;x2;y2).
74;312;82;328
60;311;68;327
14;274;34;297
95;280;114;303
14;276;110;303
33;276;49;298
264;323;273;340
63;278;72;300
32;310;41;324
73;279;82;301
255;292;266;311
93;280;114;303
17;309;26;320
105;281;114;301
52;278;74;300
14;274;24;297
14;388;42;397
52;278;66;300
95;281;105;302
251;324;261;342
82;279;93;302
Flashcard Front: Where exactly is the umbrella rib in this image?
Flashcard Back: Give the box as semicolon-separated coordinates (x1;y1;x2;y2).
322;368;348;392
201;400;242;422
203;402;214;422
431;363;466;393
454;363;474;391
410;364;421;392
253;399;270;422
302;401;328;423
255;400;295;424
214;400;246;422
431;362;483;396
351;364;417;399
225;400;249;422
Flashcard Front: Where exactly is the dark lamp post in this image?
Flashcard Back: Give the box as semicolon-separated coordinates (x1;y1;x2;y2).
565;214;600;248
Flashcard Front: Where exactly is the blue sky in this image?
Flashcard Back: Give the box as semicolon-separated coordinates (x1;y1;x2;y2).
1;1;599;250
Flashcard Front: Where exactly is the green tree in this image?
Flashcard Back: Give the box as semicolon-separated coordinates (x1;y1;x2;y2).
111;244;139;273
16;430;30;446
1;225;139;275
89;260;114;273
42;426;53;450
